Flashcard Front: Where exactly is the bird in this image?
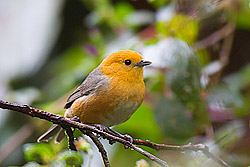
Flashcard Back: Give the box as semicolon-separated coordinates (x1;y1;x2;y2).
37;50;151;143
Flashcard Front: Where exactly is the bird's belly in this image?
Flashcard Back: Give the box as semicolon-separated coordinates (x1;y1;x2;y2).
100;102;140;127
68;94;142;127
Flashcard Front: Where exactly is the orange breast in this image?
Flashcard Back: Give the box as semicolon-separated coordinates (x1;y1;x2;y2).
69;78;145;127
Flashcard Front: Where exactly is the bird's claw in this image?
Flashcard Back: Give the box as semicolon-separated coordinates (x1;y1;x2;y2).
93;124;109;131
123;134;133;144
71;116;80;122
91;124;133;148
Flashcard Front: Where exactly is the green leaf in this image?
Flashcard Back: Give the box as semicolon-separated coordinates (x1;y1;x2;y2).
147;0;169;8
156;14;199;43
166;44;202;103
195;49;210;67
236;94;250;116
114;2;134;21
241;63;250;86
154;97;197;142
23;143;54;164
147;73;165;92
235;0;250;29
55;150;83;167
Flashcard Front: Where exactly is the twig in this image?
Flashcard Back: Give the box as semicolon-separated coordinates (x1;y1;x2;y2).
64;126;77;151
219;31;234;66
0;100;230;167
193;23;235;51
133;139;207;151
202;147;230;167
85;131;110;167
132;140;230;167
98;133;169;167
0;123;33;163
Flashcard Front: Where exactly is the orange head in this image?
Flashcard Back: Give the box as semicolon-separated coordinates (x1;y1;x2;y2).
100;50;151;82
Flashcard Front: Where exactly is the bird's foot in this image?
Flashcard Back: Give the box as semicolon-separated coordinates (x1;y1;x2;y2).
106;128;133;148
91;125;133;147
92;124;109;132
122;134;133;144
92;124;116;144
71;116;81;122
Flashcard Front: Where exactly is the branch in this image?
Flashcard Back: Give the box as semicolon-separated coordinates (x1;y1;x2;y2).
0;123;33;164
84;130;110;167
0;100;168;167
0;100;230;167
193;23;235;51
64;126;77;151
132;140;229;167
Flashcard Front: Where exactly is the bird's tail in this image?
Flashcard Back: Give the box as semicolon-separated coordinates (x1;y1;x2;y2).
37;124;66;143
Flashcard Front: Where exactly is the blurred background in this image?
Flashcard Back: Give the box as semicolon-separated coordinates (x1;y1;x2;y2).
0;0;250;166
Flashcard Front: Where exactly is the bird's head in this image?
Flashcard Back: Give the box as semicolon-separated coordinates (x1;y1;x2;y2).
100;50;151;82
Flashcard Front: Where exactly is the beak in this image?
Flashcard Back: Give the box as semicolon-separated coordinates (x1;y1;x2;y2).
136;60;152;67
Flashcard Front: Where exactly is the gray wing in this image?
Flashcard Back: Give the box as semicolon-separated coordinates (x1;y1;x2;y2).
64;67;109;109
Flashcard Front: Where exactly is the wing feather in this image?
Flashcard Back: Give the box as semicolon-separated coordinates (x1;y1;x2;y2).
64;67;109;109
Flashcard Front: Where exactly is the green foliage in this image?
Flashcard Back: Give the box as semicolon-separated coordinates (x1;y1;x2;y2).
166;46;201;103
195;49;210;67
114;2;134;21
55;150;83;167
147;0;169;8
156;14;199;43
147;73;165;92
23;143;85;167
155;97;196;141
235;0;250;29
24;143;54;164
84;0;136;29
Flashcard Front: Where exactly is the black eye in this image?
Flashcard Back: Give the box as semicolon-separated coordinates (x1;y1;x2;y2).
124;60;131;66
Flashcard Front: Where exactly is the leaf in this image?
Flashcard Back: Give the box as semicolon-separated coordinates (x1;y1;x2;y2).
235;0;250;29
55;150;83;167
195;48;210;67
154;97;197;142
147;0;169;8
23;143;54;164
114;2;134;21
236;94;250;116
166;43;202;103
147;73;165;92
156;14;199;43
240;63;250;87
